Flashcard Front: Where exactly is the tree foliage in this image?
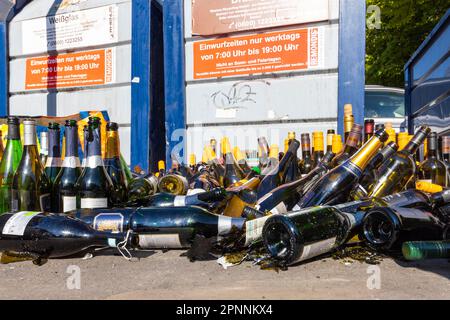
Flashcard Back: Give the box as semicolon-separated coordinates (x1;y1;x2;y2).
366;0;448;88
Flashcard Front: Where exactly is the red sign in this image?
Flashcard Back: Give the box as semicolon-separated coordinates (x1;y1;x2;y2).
193;27;322;79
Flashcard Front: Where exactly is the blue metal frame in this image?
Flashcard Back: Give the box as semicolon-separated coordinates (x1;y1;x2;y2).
163;0;186;168
337;0;366;136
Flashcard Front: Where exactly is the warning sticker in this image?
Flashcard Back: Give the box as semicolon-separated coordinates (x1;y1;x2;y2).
25;48;115;90
193;27;323;79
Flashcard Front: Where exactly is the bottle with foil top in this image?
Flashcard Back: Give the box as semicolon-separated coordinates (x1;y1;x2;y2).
44;123;62;184
326;129;335;153
343;103;354;142
39;131;48;166
11;119;51;212
312;131;325;167
0;117;23;213
53;120;82;213
75;118;113;209
299;133;313;175
364;119;375;143
332;134;343;155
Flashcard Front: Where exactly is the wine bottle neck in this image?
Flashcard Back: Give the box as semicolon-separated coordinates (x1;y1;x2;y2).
105;131;120;159
7;123;20;140
403;129;429;155
23;124;37;146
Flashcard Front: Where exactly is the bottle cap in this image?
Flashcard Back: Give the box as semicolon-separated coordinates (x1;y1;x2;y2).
221;137;232;155
7;116;19;125
344;104;353;116
365;119;375;134
233;146;246;162
251;166;261;175
415;181;443;194
288;132;296;140
158;160;165;171
327;129;335;135
397;132;409;150
313;131;324;151
386;128;396;144
65;119;78;127
332;134;343;154
189;154;196;166
106;122;119;131
385;122;393;130
202;146;216;163
269;144;279;158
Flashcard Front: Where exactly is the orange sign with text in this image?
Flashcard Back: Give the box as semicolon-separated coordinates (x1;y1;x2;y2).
25;48;114;90
193;27;321;79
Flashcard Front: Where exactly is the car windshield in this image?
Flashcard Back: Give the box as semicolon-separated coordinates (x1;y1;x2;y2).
365;91;405;118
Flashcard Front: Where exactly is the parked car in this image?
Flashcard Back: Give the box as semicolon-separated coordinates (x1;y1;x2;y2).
365;85;407;131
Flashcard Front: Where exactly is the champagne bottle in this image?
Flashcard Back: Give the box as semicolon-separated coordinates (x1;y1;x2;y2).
402;241;450;261
223;177;260;217
44;123;62;184
53;120;82;213
141;188;228;209
312;131;324;167
39;131;48;166
331;123;363;168
257;139;300;198
366;126;431;198
262;205;363;265
11;120;51;212
221;137;245;188
105;122;128;205
352;141;399;199
417;132;447;187
361;206;447;252
343;104;354;142
299;133;313;175
364;119;375;143
0;211;123;262
297;128;388;208
128;174;159;203
158;174;189;195
0;117;23;213
70;206;246;249
76;119;113;209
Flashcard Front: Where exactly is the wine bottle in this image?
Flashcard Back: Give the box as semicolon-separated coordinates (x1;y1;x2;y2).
257;137;270;169
261;145;279;177
297;128;388;208
402;241;450;261
312;131;324;167
299;133;313;175
11;119;51;212
361;206;447;252
285;135;300;184
326;130;335;153
233;146;251;174
343;104;354;142
364;119;375;143
417;132;447;187
53;120;82;213
366;126;431;198
70;206;246;249
352;141;399;199
203;146;225;184
257;139;300;199
0;117;23;213
0;211;123;262
76;119;113;209
223;177;260;217
44;123;62;184
141;188;228;209
221;137;245;188
105;122;128;205
262;205;363;265
331;123;363;168
128;173;159;203
397;132;409;151
332;134;343;155
158;174;189;195
39;131;48;166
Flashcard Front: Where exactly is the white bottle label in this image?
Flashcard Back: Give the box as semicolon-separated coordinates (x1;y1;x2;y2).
245;215;273;246
81;198;108;209
62;156;81;168
86;156;104;169
63;196;77;212
2;211;41;236
299;237;337;262
218;215;233;235
137;234;183;249
187;189;205;196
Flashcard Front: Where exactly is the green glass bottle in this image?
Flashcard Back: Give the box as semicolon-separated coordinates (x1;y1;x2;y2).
44;123;62;185
11;119;51;212
0;117;23;213
402;241;450;261
417;132;447;187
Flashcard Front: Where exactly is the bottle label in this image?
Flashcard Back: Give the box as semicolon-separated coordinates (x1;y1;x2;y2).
62;196;77;213
62;156;81;169
137;234;183;249
173;196;186;207
245;215;274;246
2;211;41;236
81;198;108;209
299;237;337;262
270;202;287;215
93;213;124;233
86;156;104;169
218;215;234;235
45;157;62;168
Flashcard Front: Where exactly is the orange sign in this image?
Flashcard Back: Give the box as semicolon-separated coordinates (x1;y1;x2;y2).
193;27;322;79
25;48;114;90
192;0;329;36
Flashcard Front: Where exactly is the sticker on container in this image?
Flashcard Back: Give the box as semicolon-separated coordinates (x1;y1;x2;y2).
2;211;41;236
63;196;77;212
93;213;124;233
81;198;108;209
299;237;337;262
137;234;184;249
